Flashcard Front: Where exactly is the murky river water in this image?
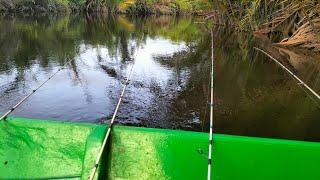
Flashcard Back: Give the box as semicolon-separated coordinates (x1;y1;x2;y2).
0;15;320;141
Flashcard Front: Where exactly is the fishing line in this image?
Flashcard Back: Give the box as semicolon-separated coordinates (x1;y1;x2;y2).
207;28;214;180
0;58;75;121
88;60;135;180
253;47;320;101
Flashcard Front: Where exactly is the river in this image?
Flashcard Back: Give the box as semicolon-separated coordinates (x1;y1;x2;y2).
0;14;320;141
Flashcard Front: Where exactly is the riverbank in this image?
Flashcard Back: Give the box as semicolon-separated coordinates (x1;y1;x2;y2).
116;0;212;15
0;0;69;14
0;0;212;15
205;1;320;53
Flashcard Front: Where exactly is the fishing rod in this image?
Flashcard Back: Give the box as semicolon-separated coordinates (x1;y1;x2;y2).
254;47;320;101
88;62;135;180
0;58;75;121
207;28;214;180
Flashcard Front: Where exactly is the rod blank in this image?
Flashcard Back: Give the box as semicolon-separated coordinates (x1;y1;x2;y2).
0;58;74;121
254;47;320;101
89;63;135;180
207;29;214;180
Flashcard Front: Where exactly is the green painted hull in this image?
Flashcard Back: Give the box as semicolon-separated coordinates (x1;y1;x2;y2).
1;117;320;179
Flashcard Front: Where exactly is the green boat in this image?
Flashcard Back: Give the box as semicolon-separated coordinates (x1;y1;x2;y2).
1;116;320;180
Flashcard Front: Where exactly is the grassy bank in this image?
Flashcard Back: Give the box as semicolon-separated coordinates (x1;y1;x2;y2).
206;0;320;52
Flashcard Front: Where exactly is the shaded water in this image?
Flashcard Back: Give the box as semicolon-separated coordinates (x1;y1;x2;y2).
0;15;319;141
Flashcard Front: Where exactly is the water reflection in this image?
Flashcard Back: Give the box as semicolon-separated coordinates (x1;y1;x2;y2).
0;15;205;126
0;15;319;141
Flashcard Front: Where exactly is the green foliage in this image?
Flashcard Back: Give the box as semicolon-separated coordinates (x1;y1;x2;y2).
0;0;71;12
0;0;212;14
118;0;213;14
68;0;86;6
